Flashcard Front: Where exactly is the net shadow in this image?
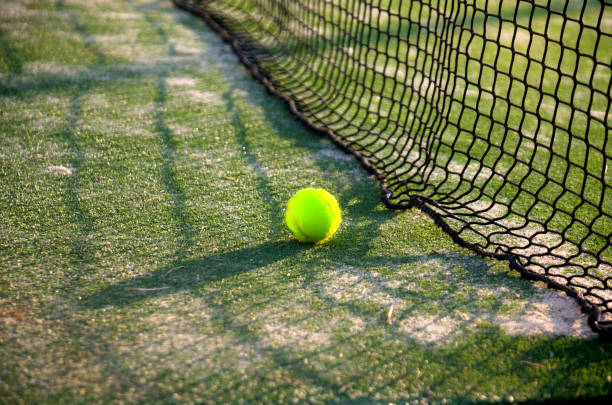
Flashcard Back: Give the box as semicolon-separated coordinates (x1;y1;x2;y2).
172;0;612;337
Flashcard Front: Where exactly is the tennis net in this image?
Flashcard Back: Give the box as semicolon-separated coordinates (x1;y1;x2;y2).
174;0;612;337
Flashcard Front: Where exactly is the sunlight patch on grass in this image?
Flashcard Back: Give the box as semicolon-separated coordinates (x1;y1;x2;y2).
398;314;463;344
165;76;197;87
45;165;74;175
183;89;225;105
493;287;596;338
100;11;141;20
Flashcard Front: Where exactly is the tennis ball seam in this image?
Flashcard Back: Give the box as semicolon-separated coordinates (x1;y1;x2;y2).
314;189;340;238
314;189;332;212
312;192;335;238
286;209;316;242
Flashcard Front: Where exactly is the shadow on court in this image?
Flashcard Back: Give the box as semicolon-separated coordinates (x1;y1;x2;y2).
78;2;610;404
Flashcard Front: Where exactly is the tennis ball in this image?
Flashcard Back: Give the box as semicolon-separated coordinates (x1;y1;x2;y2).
285;188;341;243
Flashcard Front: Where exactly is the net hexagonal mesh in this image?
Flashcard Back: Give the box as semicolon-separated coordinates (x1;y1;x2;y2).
173;0;612;337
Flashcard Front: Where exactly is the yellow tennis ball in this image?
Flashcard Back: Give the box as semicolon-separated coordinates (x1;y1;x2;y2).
285;188;341;243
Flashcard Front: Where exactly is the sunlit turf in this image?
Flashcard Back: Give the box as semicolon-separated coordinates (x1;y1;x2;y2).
201;0;611;304
1;1;611;404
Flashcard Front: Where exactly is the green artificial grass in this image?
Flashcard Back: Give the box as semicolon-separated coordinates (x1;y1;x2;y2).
1;1;611;404
203;0;611;262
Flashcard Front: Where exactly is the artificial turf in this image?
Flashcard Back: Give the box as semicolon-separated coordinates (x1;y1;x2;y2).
1;1;611;404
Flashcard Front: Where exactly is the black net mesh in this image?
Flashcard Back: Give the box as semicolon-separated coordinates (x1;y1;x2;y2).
173;0;612;337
